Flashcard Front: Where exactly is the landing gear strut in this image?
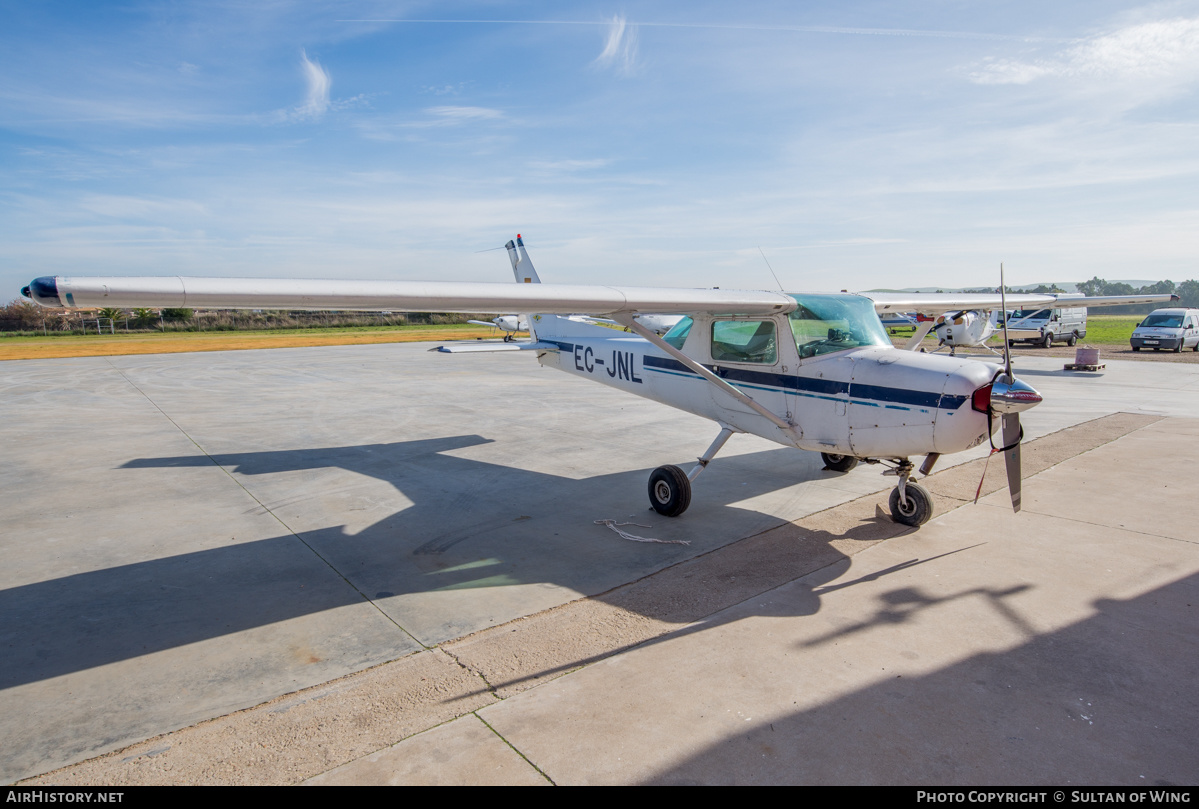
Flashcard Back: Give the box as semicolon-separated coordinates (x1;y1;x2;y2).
884;459;934;527
648;427;734;517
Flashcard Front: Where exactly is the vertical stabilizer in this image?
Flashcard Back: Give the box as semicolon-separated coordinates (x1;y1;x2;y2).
506;234;542;284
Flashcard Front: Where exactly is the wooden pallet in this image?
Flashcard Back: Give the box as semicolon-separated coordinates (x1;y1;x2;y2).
1063;363;1105;371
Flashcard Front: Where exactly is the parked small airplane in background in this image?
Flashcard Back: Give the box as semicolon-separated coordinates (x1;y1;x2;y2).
873;292;1179;355
468;314;529;341
26;240;1077;527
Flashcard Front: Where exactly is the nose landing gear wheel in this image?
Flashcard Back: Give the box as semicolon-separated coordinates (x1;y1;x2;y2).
821;453;860;472
889;481;933;527
648;464;692;517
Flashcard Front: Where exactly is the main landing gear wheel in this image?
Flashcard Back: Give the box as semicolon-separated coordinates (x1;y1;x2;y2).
821;453;859;473
889;482;933;527
648;464;692;517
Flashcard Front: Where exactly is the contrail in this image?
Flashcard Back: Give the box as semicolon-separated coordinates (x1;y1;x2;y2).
337;18;1073;44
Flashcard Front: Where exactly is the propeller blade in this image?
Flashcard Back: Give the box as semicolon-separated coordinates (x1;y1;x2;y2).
1002;411;1022;512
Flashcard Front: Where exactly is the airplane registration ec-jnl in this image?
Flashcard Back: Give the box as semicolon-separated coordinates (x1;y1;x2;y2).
23;236;1052;527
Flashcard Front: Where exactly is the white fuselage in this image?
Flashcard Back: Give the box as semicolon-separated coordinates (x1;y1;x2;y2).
933;310;996;348
531;313;999;460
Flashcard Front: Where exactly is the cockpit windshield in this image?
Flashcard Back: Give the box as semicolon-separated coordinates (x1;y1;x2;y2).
788;294;891;358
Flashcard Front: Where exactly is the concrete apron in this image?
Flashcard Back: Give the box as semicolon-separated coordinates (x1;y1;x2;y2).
27;415;1198;785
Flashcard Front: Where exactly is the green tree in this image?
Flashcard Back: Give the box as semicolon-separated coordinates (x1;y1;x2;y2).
0;299;45;329
161;308;193;321
1176;280;1199;308
1138;280;1175;295
1077;277;1106;297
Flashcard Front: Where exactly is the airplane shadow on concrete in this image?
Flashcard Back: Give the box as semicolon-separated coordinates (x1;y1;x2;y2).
642;572;1199;785
0;435;892;690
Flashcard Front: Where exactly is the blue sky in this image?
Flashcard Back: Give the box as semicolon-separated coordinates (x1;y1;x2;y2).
3;1;1198;297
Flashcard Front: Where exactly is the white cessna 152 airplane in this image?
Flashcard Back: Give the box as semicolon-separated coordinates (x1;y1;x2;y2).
25;237;1063;527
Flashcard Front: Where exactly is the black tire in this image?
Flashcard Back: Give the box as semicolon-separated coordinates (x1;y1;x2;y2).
1132;346;1140;352
821;452;859;472
1041;334;1053;349
889;482;933;527
1175;340;1183;353
648;465;691;517
1067;333;1077;347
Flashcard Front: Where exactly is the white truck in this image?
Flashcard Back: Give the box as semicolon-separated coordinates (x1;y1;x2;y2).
1002;294;1088;348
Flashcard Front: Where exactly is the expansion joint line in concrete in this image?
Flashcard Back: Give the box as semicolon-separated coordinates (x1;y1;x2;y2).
436;647;500;699
474;713;556;785
1000;507;1199;546
102;358;428;651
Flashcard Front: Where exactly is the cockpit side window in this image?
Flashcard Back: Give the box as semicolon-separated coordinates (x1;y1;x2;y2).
711;320;778;364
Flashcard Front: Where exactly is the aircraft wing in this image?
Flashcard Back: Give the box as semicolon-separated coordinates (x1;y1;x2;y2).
862;292;1057;316
862;291;1178;316
1049;293;1180;308
24;276;795;318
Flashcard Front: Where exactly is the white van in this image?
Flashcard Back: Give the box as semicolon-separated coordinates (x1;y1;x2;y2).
1003;294;1088;348
1130;308;1199;352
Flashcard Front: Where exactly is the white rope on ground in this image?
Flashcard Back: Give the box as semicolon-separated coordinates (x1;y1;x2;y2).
594;519;690;545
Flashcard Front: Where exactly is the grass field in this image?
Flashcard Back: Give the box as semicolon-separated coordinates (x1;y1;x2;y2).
888;314;1145;347
1078;315;1143;344
0;323;511;361
0;314;1151;362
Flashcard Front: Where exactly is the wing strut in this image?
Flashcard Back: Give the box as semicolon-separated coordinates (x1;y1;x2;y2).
617;317;801;440
902;319;937;351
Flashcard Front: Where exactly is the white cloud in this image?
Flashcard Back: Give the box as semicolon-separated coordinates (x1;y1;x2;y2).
399;106;505;129
971;17;1199;85
527;158;612;172
593;15;639;75
296;49;331;118
425;106;502;122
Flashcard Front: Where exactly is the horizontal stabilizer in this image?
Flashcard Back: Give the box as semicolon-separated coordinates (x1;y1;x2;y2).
432;341;558;353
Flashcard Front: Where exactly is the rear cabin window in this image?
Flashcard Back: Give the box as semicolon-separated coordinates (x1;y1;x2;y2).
711;320;777;364
662;316;693;349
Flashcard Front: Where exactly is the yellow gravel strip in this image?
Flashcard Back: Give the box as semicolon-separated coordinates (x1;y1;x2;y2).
0;326;514;361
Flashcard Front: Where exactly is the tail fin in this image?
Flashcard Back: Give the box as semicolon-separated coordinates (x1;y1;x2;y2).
505;234;542;284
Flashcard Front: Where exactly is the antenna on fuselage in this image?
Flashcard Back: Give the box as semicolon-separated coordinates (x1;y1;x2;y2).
758;247;784;291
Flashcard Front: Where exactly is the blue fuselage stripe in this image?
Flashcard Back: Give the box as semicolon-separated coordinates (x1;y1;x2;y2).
640;354;964;410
